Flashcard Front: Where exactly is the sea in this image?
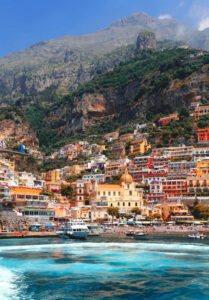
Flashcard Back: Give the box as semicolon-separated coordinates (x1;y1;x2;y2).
0;234;209;300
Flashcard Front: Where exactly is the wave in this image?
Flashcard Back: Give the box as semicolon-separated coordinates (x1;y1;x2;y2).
0;267;20;300
0;241;208;254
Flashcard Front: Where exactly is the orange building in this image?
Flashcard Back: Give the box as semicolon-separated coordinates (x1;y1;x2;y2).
158;114;179;127
129;138;151;155
156;201;190;220
42;169;61;182
197;159;209;178
197;128;209;143
10;186;42;207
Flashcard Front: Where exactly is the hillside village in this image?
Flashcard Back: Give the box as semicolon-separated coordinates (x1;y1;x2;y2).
1;97;209;232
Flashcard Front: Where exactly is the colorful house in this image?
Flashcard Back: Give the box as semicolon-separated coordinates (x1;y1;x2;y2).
129;138;151;156
197;128;209;143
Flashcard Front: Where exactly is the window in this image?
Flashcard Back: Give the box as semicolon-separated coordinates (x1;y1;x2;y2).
79;189;82;193
135;202;138;206
128;202;131;206
113;192;116;196
79;197;82;200
123;202;125;206
108;191;111;196
103;191;105;196
129;191;132;196
118;202;120;206
118;192;120;196
98;192;100;196
110;203;113;207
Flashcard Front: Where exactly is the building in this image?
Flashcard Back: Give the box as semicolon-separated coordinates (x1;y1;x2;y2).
42;169;61;182
163;146;194;160
197;128;209;143
129;138;151;156
158;114;179;127
111;142;126;158
194;147;209;158
91;171;144;216
120;133;134;141
18;172;44;189
196;159;209;178
192;105;209;119
156;200;192;220
187;177;209;195
82;174;105;184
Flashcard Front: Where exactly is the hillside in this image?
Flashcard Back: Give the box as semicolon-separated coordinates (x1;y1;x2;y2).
24;47;209;152
0;12;209;106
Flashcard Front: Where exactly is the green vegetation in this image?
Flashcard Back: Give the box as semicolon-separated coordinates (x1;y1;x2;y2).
189;200;209;220
107;207;120;221
148;107;196;146
198;114;209;128
61;185;76;202
24;48;209;152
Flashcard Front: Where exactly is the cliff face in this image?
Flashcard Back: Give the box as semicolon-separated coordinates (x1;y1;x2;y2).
43;49;209;139
0;110;38;147
136;31;157;51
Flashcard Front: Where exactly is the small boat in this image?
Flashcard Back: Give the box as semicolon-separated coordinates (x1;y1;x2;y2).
133;232;148;240
188;233;207;239
57;220;89;240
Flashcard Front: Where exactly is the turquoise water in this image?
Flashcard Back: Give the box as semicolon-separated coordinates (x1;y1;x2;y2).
0;235;209;299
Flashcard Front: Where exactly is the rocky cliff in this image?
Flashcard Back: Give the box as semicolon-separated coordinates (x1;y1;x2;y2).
37;48;209;149
0;12;209;106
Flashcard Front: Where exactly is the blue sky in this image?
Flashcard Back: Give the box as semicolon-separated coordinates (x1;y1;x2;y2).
1;0;209;58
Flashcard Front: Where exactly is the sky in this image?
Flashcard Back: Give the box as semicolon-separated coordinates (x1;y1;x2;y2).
0;0;209;58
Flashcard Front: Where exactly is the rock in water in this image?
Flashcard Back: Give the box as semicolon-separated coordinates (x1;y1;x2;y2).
136;31;157;51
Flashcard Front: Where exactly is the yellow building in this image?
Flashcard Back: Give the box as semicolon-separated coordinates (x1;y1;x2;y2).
42;169;61;182
129;138;151;155
197;159;209;178
92;171;144;214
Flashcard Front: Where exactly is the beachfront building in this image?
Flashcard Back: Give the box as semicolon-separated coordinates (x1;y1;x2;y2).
91;171;144;214
156;200;191;220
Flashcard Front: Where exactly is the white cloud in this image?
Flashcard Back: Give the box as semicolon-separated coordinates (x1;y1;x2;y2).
158;14;172;20
199;17;209;31
189;0;209;30
178;1;185;8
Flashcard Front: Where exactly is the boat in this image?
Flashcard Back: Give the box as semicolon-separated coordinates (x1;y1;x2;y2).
188;233;207;239
133;232;148;240
57;220;89;239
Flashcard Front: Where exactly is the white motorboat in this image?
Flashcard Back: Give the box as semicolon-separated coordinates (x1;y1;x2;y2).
188;233;207;239
57;220;89;239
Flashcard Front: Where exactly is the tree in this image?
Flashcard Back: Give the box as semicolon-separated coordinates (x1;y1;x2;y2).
179;107;190;119
131;207;141;219
61;185;76;202
107;207;119;223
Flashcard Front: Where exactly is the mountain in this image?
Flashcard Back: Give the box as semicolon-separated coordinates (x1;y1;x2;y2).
0;12;208;106
24;46;209;152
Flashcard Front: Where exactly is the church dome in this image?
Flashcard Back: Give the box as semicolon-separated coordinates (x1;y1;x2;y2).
120;171;133;185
